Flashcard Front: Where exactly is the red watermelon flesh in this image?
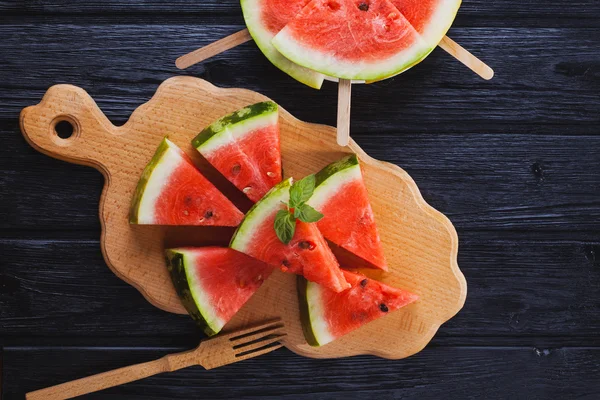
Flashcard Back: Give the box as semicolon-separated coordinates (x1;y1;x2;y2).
260;0;312;34
299;270;418;346
193;101;282;203
390;0;461;44
230;179;350;293
307;154;386;270
166;247;273;336
272;0;430;80
129;138;244;226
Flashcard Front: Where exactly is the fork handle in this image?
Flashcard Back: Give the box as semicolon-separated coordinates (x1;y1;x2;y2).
26;349;198;400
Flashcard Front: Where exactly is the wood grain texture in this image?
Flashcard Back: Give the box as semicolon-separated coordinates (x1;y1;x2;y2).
18;77;465;360
1;236;597;341
1;0;599;22
7;346;600;399
4;125;600;234
0;25;598;134
26;321;284;399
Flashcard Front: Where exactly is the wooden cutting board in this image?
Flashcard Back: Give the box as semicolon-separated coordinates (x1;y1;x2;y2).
19;76;466;359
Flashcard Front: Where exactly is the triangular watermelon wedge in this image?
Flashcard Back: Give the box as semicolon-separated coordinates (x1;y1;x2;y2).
298;270;418;346
192;101;283;203
390;0;461;46
241;0;325;89
230;178;350;293
272;0;431;81
166;247;273;336
129;137;244;226
307;154;387;270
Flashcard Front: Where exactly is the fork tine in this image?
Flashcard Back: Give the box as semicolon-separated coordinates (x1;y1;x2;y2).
234;342;284;362
234;333;287;353
231;326;286;347
225;318;283;342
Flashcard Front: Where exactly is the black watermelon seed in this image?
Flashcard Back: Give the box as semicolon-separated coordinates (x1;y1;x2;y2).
232;164;241;175
360;279;368;288
379;303;389;312
358;2;369;11
204;210;214;219
282;259;290;268
298;240;316;250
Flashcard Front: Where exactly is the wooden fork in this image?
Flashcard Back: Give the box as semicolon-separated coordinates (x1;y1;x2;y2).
26;318;285;400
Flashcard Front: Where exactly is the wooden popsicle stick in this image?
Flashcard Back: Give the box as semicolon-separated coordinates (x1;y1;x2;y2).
176;28;252;70
175;29;492;80
438;36;494;80
337;79;352;147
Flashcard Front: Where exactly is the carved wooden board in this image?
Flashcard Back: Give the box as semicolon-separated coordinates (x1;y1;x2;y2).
20;76;466;359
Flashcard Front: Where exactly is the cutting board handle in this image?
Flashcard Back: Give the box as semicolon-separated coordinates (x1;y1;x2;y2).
19;84;122;172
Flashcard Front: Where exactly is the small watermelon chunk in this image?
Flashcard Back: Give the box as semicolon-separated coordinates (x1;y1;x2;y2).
241;0;325;89
192;101;282;203
166;247;273;336
307;154;387;270
129;137;244;226
299;270;418;346
230;178;350;293
272;0;430;81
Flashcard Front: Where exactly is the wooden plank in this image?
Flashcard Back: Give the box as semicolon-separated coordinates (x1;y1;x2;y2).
0;238;598;341
1;0;599;22
4;346;600;399
3;123;599;233
0;25;598;134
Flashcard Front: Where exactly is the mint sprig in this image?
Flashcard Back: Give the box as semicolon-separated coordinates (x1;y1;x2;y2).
274;175;324;244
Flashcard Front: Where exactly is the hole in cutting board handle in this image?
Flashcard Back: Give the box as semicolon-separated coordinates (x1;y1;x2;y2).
50;115;80;146
55;120;74;139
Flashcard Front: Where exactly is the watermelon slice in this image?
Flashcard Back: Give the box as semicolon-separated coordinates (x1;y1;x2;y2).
230;178;350;293
129;137;244;226
192;101;282;203
272;0;431;81
307;154;387;270
390;0;461;46
166;247;273;336
298;270;418;346
241;0;325;89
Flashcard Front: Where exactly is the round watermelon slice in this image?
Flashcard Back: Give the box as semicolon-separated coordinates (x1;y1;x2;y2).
298;270;418;346
230;178;350;293
192;101;282;203
272;0;432;81
307;154;387;270
166;247;273;336
241;0;325;89
129;137;244;226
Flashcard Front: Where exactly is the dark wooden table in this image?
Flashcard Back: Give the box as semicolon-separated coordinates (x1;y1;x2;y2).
1;1;600;399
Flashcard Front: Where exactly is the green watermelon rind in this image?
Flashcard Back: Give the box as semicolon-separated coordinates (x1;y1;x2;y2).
240;0;325;89
192;101;279;154
129;137;172;224
297;276;333;347
230;178;292;251
308;154;362;209
165;249;222;336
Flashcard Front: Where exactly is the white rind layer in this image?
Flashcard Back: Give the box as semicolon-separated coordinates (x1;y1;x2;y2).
183;250;226;332
272;24;431;81
197;111;279;155
137;139;183;224
241;0;325;89
418;0;462;45
306;280;334;346
230;178;292;252
307;165;362;210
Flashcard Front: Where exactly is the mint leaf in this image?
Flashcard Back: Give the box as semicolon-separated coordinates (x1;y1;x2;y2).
289;174;316;208
274;209;295;244
294;203;324;223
